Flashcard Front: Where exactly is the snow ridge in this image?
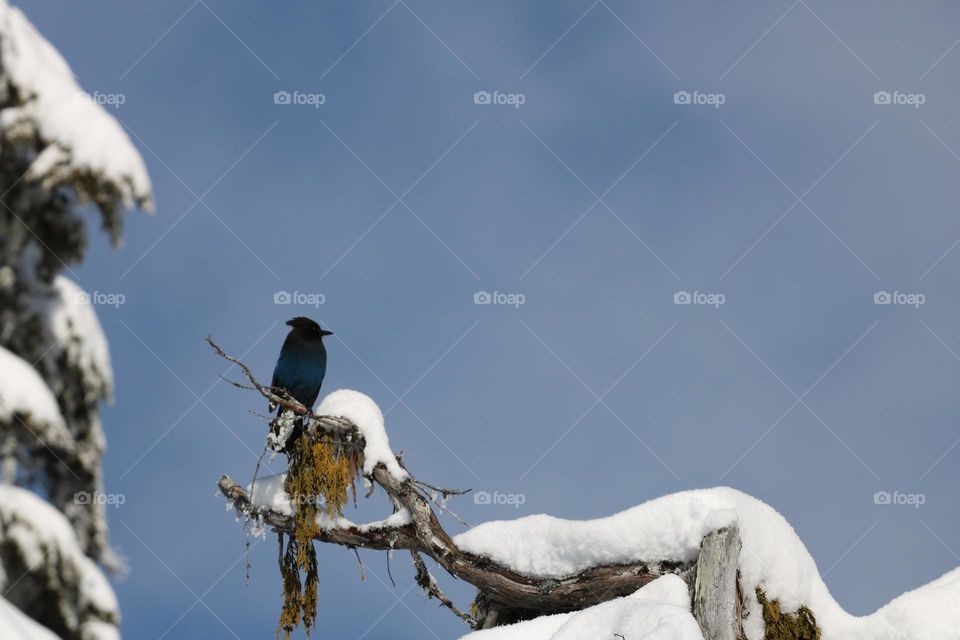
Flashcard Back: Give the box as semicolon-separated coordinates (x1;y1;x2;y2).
456;487;960;640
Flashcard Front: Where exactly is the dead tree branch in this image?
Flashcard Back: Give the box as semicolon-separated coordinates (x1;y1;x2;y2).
412;550;476;626
209;336;711;629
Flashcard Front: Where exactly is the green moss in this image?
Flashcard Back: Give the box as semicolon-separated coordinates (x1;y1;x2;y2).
756;587;821;640
276;434;358;639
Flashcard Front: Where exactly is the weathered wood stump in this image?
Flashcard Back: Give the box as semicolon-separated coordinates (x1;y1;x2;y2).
693;526;743;640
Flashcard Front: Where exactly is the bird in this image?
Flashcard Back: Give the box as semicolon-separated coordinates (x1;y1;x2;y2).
269;316;333;415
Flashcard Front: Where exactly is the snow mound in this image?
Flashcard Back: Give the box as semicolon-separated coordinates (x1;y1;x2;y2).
0;596;59;640
315;389;408;480
455;487;960;640
0;344;69;444
0;0;152;213
462;575;703;640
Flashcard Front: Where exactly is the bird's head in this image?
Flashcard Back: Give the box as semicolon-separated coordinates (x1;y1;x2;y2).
286;316;333;339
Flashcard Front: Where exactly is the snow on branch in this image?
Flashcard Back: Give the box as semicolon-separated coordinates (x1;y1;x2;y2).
0;0;153;231
208;336;693;631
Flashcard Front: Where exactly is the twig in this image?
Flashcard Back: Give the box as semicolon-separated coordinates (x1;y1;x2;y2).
207;336;309;416
248;443;270;509
413;479;472;497
412;550;476;626
415;486;470;526
386;550;396;588
219;374;257;391
352;547;365;582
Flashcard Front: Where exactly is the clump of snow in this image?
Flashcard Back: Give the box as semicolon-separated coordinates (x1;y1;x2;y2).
873;567;960;639
267;410;297;451
461;611;569;640
0;0;152;212
455;488;740;579
315;389;408;480
80;619;120;640
247;472;412;534
249;473;294;516
33;276;114;397
358;507;411;532
550;574;703;640
462;575;703;640
0;596;59;640
0;484;118;618
0;344;69;444
455;487;960;640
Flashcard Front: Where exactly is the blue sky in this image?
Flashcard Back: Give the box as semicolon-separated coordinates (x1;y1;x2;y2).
16;1;960;638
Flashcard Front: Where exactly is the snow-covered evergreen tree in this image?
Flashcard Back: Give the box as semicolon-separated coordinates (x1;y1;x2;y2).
0;1;151;637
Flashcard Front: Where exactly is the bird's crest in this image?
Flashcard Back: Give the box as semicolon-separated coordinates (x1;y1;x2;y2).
286;316;333;336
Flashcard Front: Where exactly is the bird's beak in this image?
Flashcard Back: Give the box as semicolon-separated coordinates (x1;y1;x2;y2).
320;330;334;336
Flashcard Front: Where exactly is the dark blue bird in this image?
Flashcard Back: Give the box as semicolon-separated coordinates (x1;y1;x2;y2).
269;317;332;414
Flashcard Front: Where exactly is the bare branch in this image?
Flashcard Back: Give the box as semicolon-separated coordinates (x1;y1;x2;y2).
206;335;309;416
219;464;692;623
412;550;476;626
352;547;365;582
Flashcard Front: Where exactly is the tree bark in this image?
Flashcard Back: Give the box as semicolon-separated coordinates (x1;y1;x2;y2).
219;473;692;623
693;526;743;640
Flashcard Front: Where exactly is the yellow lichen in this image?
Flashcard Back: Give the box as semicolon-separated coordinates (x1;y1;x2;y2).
276;433;359;639
756;587;821;640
